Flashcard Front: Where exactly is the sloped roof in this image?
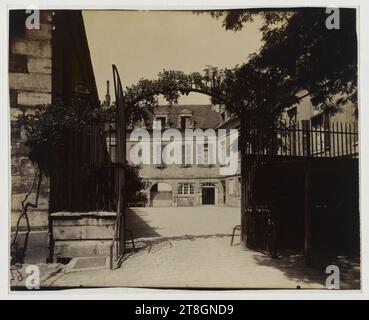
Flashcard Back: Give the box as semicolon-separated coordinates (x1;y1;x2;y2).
143;105;222;129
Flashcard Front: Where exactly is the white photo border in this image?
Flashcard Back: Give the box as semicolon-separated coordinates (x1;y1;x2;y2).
0;0;367;300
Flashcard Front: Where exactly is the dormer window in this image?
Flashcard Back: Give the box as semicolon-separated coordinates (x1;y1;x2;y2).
180;116;191;129
156;116;166;129
153;106;170;129
177;107;193;129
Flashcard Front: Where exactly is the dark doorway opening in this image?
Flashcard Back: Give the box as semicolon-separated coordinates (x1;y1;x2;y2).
202;186;215;205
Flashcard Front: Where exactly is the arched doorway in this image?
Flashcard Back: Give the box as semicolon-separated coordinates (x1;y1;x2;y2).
150;182;173;207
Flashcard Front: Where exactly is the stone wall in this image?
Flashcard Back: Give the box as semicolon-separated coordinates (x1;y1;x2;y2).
144;178;224;207
9;11;53;263
222;176;241;207
51;212;116;260
127;135;242;207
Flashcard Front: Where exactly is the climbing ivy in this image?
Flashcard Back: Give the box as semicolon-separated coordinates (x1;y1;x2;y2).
16;98;114;175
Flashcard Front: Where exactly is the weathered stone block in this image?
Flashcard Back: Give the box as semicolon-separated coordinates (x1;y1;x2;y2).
17;91;51;106
51;212;116;241
54;241;93;258
20;158;36;175
9;72;51;93
10;143;30;157
81;225;115;239
10;108;23;121
152;199;173;207
11;209;49;229
9;89;18;107
19;124;28;140
96;242;113;256
53;225;115;241
9;54;28;73
11;164;20;176
27;58;52;74
10;39;52;58
11;191;49;211
11;176;49;199
25;23;53;41
54;226;82;240
10;230;49;263
53;240;113;259
11;175;34;193
53;216;115;226
10;123;22;144
51;212;116;219
40;11;53;23
10;106;40;121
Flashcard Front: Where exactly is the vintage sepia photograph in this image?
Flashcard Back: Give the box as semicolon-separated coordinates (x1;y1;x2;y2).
8;7;359;290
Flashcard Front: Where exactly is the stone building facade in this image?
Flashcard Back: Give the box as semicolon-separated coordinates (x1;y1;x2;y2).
286;90;358;124
10;10;101;262
106;86;358;209
121;104;242;207
211;90;358;208
10;10;54;262
215;106;241;208
282;90;358;157
129;105;227;207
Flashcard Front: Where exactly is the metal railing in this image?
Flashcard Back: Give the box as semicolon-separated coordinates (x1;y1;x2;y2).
244;120;358;159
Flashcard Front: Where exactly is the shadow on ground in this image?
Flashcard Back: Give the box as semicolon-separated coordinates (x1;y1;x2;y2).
126;208;161;239
250;248;360;289
126;233;233;254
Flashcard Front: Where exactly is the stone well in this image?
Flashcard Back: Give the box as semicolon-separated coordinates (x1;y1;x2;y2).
51;211;116;260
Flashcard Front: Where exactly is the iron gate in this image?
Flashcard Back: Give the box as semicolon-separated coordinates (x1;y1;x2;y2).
109;64;127;267
241;120;359;257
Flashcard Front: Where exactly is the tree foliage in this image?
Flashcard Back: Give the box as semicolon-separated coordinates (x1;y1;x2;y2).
123;9;357;133
123;64;299;134
123;68;229;125
206;8;357;112
125;165;146;203
17;99;87;174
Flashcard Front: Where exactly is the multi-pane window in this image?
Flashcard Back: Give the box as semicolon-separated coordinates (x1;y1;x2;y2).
311;113;330;154
197;142;215;166
219;140;227;165
106;135;116;163
287;107;297;155
182;144;192;167
180;116;191;129
155;143;167;168
178;183;194;195
156;117;166;129
203;143;208;165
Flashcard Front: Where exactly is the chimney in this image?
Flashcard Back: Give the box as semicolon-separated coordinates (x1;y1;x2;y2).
105;80;111;107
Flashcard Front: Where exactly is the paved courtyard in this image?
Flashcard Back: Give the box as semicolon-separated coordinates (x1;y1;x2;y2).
11;207;360;289
125;206;241;239
46;236;329;289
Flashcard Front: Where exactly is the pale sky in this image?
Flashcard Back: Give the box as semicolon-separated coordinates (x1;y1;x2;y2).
83;10;263;105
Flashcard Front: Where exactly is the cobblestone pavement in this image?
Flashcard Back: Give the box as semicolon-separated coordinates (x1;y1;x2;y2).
12;207;359;289
44;207;333;289
48;235;329;289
